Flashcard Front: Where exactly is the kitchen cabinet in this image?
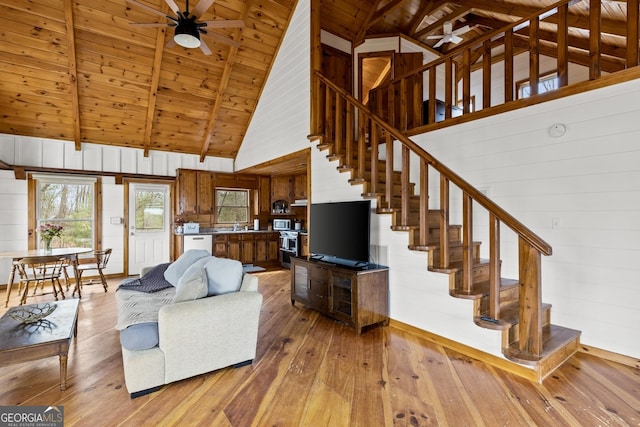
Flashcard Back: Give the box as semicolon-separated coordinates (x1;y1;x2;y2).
271;176;293;204
290;257;389;334
293;174;307;201
176;169;214;215
258;176;271;216
211;232;280;266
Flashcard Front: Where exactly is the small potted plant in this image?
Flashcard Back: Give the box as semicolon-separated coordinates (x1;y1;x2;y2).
37;222;64;252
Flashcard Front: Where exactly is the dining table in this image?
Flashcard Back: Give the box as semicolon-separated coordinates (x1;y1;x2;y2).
0;247;93;307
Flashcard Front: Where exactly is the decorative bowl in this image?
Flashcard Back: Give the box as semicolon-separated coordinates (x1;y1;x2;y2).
8;303;57;324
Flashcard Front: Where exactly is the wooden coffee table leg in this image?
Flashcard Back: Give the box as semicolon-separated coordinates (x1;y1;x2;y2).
59;353;68;391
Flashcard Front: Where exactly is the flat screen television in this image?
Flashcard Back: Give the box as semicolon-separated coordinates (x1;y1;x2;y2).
309;200;371;267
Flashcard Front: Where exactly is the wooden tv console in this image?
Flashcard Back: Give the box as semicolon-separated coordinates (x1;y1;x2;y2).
290;257;389;334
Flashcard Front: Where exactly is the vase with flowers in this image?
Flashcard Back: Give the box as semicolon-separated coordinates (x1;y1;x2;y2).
37;222;64;253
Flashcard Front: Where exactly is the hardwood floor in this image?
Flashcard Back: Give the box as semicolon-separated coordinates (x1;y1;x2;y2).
0;270;638;426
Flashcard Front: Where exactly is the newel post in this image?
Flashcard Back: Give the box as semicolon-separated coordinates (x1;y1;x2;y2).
518;238;543;356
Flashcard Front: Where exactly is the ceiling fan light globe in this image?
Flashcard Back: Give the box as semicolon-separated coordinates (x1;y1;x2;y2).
174;32;200;48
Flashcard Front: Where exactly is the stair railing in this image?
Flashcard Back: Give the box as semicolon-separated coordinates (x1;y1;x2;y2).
312;71;552;358
368;0;639;135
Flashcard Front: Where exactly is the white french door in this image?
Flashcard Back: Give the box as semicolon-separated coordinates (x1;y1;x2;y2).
127;182;171;275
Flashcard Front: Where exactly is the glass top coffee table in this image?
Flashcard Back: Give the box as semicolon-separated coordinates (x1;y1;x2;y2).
0;299;80;391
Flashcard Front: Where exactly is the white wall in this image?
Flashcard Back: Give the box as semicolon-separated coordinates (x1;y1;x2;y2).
0;134;235;282
233;0;311;171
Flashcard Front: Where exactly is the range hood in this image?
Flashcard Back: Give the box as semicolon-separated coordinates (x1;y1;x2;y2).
291;199;307;207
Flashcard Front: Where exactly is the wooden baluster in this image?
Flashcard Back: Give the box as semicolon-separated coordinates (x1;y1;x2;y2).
482;39;492;109
462;193;473;294
370;124;379;196
504;29;514;102
345;102;354;168
518;239;543;357
489;213;501;320
628;0;640;67
590;0;602;79
428;67;436;124
462;49;471;114
399;77;407;131
314;77;323;135
325;84;334;143
384;132;393;210
445;58;453;120
557;3;569;88
388;82;396;129
356;110;367;181
439;176;450;268
335;94;343;157
412;72;423;129
529;17;540;96
419;159;429;247
401;145;410;227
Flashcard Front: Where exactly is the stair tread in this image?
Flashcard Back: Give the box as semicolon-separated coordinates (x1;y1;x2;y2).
475;302;552;330
451;277;519;299
504;324;581;364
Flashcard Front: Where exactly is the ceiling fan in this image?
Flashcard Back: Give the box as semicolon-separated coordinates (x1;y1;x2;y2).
125;0;244;55
426;21;471;48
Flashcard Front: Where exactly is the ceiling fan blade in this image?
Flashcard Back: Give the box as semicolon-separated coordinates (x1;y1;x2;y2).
450;34;463;44
191;0;216;18
433;38;445;48
199;39;213;55
201;31;241;48
199;19;244;29
163;0;181;15
426;35;444;40
130;23;168;27
125;0;167;18
452;25;471;36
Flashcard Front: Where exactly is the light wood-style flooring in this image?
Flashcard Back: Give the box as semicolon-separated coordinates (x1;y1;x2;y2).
0;270;638;426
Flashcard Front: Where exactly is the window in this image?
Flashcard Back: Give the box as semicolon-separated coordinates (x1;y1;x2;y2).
216;188;249;224
134;188;166;231
35;175;96;250
516;72;558;99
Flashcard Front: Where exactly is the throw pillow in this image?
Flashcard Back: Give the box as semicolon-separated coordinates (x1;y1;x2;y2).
204;256;243;295
120;322;159;351
172;258;209;303
164;249;210;286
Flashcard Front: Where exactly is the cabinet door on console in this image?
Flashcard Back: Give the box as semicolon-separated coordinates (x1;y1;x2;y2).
292;261;309;304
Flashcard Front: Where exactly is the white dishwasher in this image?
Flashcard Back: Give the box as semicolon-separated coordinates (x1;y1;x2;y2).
183;234;212;255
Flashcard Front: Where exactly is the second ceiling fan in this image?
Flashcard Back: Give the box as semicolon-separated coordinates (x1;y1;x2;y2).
126;0;244;55
427;21;472;48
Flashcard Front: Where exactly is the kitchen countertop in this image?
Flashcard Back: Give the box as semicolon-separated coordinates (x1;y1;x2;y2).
178;229;281;236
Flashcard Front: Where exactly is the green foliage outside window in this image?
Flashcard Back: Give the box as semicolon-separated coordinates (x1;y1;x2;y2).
135;190;165;231
216;189;249;223
38;182;94;249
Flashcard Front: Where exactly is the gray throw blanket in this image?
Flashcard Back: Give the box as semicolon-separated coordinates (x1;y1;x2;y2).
117;263;173;293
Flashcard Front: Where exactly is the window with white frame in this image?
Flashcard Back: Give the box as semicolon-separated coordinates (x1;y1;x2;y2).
516;72;559;99
34;175;96;250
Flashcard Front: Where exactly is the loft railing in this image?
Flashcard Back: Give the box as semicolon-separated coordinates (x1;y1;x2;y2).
312;71;553;358
368;0;640;134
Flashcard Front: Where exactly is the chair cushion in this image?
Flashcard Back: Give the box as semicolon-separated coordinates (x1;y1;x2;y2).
204;257;243;296
172;258;209;303
120;322;159;351
163;249;210;286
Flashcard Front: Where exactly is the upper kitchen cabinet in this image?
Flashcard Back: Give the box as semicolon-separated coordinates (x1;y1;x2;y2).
176;169;214;215
293;174;307;201
271;174;307;214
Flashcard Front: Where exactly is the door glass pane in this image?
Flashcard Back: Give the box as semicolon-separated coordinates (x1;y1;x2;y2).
135;189;166;231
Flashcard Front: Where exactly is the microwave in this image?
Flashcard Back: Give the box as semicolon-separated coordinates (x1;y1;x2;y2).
273;219;291;231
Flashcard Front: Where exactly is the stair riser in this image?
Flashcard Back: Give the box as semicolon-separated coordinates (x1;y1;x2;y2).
504;307;552;346
476;286;520;315
429;242;481;266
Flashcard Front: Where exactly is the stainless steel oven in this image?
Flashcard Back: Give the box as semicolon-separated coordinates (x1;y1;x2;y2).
280;230;299;268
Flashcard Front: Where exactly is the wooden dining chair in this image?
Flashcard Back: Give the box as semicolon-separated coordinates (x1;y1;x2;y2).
15;256;66;305
75;248;112;297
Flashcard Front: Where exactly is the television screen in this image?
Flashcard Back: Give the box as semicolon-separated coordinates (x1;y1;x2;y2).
309;200;371;265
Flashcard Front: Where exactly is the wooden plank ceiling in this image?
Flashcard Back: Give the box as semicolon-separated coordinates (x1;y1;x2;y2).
0;0;633;172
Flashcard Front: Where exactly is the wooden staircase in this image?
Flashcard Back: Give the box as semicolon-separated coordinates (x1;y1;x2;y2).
310;72;581;382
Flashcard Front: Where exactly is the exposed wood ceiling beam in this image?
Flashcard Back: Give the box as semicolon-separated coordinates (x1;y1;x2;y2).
414;5;472;39
143;3;169;158
63;0;81;150
369;0;407;29
354;0;387;45
199;4;249;161
407;0;449;34
464;14;627;60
